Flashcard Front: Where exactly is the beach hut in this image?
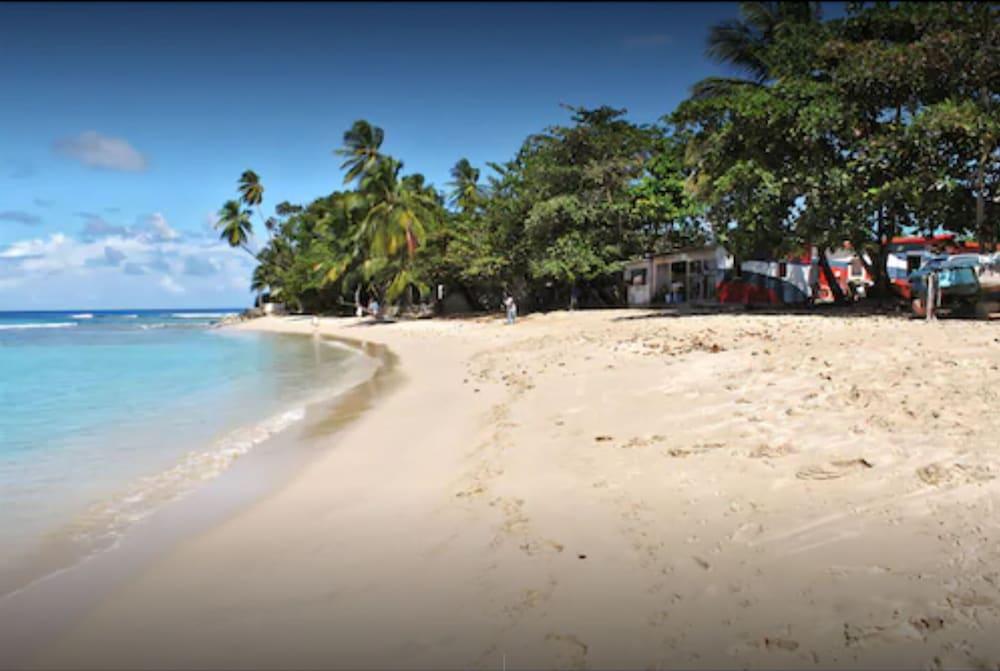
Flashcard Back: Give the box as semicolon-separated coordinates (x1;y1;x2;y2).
624;246;731;306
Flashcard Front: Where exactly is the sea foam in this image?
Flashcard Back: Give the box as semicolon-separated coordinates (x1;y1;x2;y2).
67;406;309;555
171;312;236;319
0;322;77;330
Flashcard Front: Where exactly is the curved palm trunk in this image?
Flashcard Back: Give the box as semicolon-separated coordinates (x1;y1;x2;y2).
239;244;258;261
256;208;271;242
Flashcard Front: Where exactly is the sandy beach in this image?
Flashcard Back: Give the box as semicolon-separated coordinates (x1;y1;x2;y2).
19;309;1000;669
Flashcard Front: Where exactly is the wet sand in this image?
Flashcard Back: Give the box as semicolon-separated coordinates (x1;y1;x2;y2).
18;310;1000;669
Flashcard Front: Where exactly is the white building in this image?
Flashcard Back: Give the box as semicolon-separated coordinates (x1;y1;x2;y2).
624;246;732;306
623;245;820;307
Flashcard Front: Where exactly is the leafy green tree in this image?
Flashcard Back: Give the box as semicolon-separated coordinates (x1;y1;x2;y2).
629;134;705;252
491;105;665;307
676;1;997;303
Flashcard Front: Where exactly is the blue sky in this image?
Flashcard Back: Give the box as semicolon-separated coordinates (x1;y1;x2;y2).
0;2;843;310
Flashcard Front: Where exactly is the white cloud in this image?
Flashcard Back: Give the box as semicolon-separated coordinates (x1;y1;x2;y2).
141;212;180;242
79;212;180;243
53;131;149;172
0;212;253;308
0;233;70;260
158;275;185;295
85;245;126;267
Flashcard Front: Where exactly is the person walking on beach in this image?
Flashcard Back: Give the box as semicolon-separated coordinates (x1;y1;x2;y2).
503;294;517;325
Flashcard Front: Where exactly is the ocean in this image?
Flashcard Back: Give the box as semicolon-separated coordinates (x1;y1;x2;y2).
0;309;367;596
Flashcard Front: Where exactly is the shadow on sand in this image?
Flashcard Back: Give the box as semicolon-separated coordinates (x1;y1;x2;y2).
608;301;928;322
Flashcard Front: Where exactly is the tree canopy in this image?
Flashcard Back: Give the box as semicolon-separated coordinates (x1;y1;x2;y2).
225;1;997;313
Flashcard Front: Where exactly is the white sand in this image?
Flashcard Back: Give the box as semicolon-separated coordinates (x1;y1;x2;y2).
24;310;1000;669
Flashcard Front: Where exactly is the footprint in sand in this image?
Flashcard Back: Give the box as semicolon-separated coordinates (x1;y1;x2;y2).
796;458;874;481
729;522;765;543
666;441;727;458
917;462;996;487
545;633;589;669
762;637;800;652
844;616;945;648
749;443;797;459
518;539;565;556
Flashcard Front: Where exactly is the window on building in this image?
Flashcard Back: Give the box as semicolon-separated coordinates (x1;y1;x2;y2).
630;268;647;286
907;255;922;274
778;261;788;278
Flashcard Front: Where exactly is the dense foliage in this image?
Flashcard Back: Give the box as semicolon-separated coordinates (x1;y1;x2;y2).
673;1;998;297
220;1;997;312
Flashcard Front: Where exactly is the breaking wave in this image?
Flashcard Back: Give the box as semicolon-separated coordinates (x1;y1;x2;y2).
65;406;309;559
0;322;77;330
170;312;236;319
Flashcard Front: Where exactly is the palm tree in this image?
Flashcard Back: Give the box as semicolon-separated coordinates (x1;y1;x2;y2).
335;120;385;185
693;1;821;99
357;158;438;260
215;200;256;259
238;170;264;208
324;158;440;303
447;158;485;213
238;170;270;237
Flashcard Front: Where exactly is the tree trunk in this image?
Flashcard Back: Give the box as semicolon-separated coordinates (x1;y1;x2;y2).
257;209;270;243
818;248;848;305
976;144;989;251
870;207;892;299
977;83;994;252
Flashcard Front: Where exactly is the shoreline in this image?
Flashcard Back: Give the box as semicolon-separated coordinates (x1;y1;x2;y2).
0;327;393;668
8;311;1000;669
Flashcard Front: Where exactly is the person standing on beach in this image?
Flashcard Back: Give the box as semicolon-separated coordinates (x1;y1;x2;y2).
503;294;517;325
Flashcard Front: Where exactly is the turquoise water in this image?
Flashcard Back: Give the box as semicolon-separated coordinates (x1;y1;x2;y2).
0;310;364;595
